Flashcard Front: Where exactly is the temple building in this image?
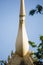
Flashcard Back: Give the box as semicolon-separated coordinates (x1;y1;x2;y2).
7;0;34;65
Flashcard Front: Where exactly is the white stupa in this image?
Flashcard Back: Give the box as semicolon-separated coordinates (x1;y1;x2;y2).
7;0;34;65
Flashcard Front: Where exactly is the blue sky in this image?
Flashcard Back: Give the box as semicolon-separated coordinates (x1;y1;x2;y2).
0;0;43;61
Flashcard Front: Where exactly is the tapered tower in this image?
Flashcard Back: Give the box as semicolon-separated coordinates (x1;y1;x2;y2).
16;0;29;57
7;0;34;65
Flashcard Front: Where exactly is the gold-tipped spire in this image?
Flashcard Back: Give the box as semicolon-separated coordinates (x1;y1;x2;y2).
20;0;26;17
7;1;34;65
16;0;29;57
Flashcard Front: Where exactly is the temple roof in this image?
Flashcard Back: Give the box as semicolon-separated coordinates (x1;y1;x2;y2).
7;52;34;65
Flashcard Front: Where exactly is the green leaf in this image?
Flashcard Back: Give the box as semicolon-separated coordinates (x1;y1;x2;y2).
40;36;43;41
37;47;42;52
29;41;36;47
29;9;36;15
41;55;43;58
36;4;43;13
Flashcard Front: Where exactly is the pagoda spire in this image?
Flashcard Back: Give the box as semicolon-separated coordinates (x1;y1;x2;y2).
20;0;26;16
16;0;29;57
7;1;34;65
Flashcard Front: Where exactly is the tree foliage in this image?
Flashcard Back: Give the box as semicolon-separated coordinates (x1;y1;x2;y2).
29;4;43;15
29;36;43;65
0;60;7;65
